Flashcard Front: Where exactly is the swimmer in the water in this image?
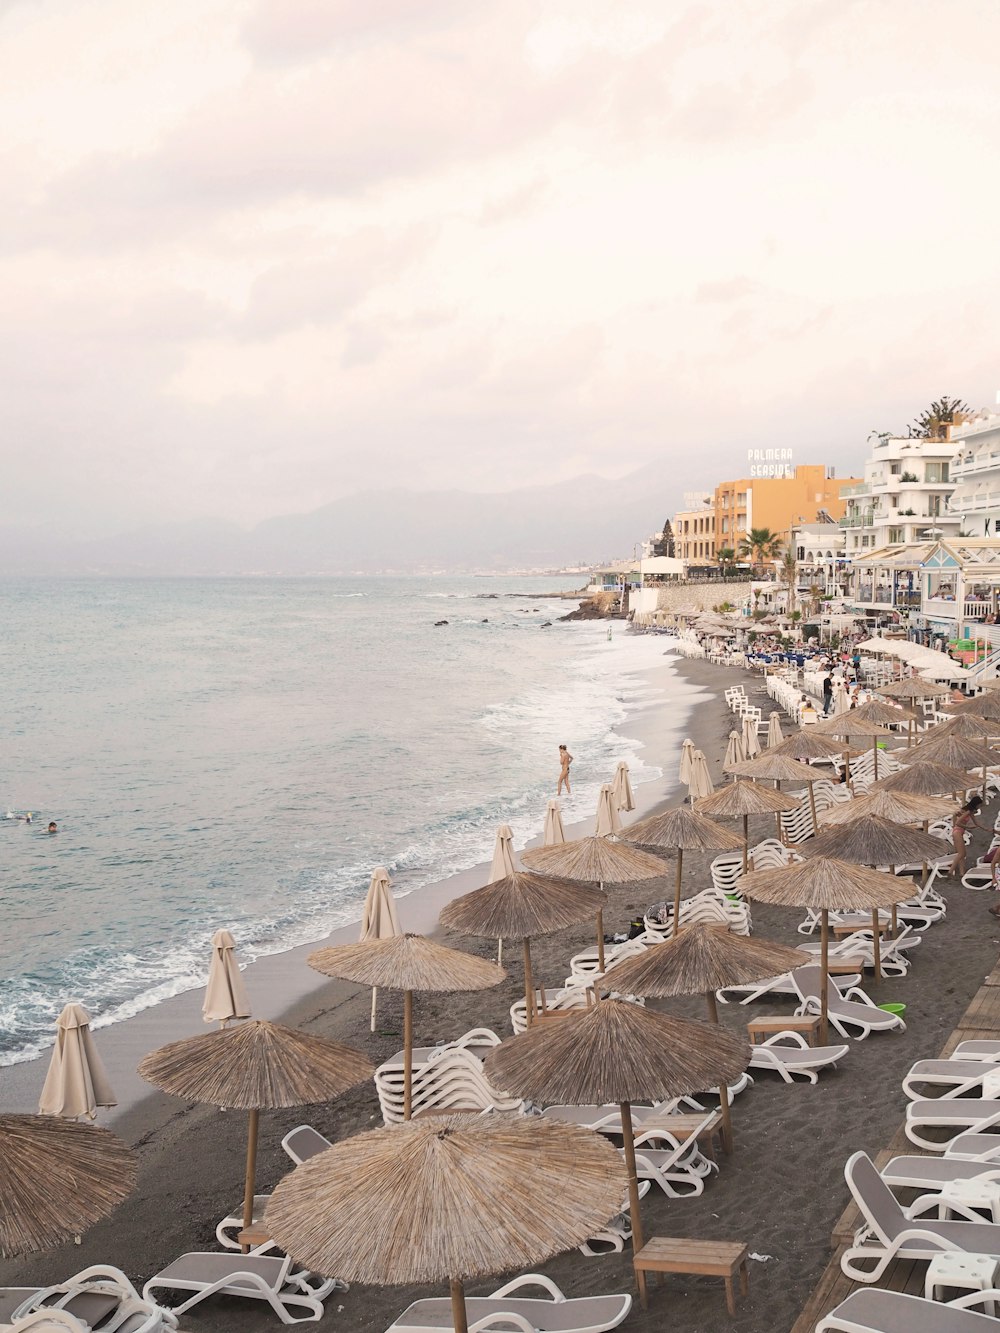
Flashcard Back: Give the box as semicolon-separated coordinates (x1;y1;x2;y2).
47;821;57;834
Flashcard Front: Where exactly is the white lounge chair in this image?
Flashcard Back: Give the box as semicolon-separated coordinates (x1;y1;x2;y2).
906;1098;1000;1152
716;965;858;1006
953;1042;1000;1062
791;965;906;1040
747;1032;849;1084
538;1100;702;1133
375;1045;522;1124
384;1275;631;1333
818;1287;1000;1331
841;1150;1000;1283
632;1132;719;1198
143;1252;340;1324
946;1134;1000;1162
578;1183;651;1257
880;1153;1000;1192
796;925;920;978
10;1266;175;1333
903;1060;1000;1102
281;1124;332;1166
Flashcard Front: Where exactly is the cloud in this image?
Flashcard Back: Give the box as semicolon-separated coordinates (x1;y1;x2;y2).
241;0;469;63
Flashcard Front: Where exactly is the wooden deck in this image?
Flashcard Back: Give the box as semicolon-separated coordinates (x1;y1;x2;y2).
790;956;1000;1332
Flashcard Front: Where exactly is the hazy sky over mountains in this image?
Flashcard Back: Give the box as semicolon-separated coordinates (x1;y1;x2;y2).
3;0;1000;539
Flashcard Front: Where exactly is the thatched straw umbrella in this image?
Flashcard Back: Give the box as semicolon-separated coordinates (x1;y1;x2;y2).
947;692;1000;720
308;934;503;1120
812;714;896;778
440;871;603;1027
847;698;918;728
520;839;669;971
817;789;955;827
726;749;824;835
771;731;859;820
695;780;798;872
483;1000;748;1260
264;1115;625;1333
620;806;743;927
931;713;999;740
902;732;1000;798
741;858;911;1042
875;760;978;798
0;1115;137;1258
604;924;805;1153
800;816;951;976
875;678;947;702
138;1020;373;1245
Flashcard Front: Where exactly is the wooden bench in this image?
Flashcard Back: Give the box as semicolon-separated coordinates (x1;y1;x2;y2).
747;1015;821;1046
633;1236;749;1314
827;958;866;975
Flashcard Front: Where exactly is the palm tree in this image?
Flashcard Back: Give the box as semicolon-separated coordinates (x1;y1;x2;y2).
780;550;797;616
716;547;736;575
908;396;969;439
737;528;781;576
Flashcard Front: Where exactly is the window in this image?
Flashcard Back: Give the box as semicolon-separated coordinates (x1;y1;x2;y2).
890;462;901;475
888;527;903;543
736;492;747;506
721;517;729;534
926;462;949;483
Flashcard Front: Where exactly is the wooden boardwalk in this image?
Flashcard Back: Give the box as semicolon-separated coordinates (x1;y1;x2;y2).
790;956;1000;1332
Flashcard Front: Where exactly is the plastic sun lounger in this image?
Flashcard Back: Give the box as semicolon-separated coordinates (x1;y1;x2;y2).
953;1042;1000;1062
903;1060;1000;1102
817;1287;1000;1331
143;1252;340;1325
281;1124;333;1165
632;1134;718;1198
906;1099;1000;1152
946;1134;1000;1161
383;1274;632;1333
881;1154;1000;1192
716;967;860;1006
791;965;906;1041
578;1182;651;1257
840;1150;1000;1283
747;1032;850;1084
11;1266;175;1333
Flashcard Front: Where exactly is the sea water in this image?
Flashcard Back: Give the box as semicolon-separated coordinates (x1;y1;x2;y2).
0;576;691;1064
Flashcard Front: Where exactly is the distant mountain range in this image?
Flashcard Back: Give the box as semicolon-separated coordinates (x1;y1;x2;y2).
0;463;677;575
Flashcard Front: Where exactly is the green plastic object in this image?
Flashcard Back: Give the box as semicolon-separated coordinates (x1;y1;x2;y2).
877;1002;906;1016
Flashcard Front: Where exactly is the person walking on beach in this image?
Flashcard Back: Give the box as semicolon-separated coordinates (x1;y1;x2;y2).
557;744;573;795
822;673;834;716
951;795;988;879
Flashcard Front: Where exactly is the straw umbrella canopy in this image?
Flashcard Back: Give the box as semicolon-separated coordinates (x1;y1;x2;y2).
138;1020;373;1243
875;760;978;797
979;679;1000;693
947;692;1000;720
542;799;566;845
766;712;784;747
844;698;918;728
726;750;824;786
595;784;622;836
203;928;252;1028
440;870;603;1027
741;714;761;759
612;761;635;812
740;858;910;1041
621;806;743;927
876;678;947;702
38;1004;116;1120
812;714;896;780
520;839;669;972
930;713;1000;740
359;867;404;1029
687;748;715;801
489;827;517;966
0;1115;137;1259
679;739;696;786
902;733;999;797
818;789;955;827
484;1000;747;1261
771;730;859;821
264;1115;625;1333
723;729;745;771
308;935;503;1120
604;924;805;1153
695;780;799;872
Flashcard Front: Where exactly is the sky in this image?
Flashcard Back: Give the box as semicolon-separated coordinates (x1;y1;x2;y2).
3;0;1000;538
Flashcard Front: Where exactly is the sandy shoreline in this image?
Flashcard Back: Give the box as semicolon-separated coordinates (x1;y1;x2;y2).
7;652;997;1333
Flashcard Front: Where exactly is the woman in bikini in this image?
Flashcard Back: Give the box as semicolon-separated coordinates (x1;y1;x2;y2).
557;744;573;795
951;795;987;879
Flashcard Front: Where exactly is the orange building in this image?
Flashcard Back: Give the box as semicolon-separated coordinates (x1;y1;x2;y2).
713;465;860;556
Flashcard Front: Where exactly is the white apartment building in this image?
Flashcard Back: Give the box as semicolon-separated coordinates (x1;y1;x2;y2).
947;410;1000;537
790;522;848;596
840;434;961;559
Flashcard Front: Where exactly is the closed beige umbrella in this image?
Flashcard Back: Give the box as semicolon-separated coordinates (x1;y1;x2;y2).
724;730;746;771
489;827;517;966
766;712;784;747
264;1115;625;1333
612;760;635;812
139;1021;374;1246
543;799;566;845
679;739;696;786
741;714;761;759
595;784;622;836
833;684;851;716
203;929;251;1028
38;1004;115;1121
360;867;403;1030
687;748;714;801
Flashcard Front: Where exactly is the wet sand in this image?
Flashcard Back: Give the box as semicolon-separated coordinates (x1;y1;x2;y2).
5;655;999;1333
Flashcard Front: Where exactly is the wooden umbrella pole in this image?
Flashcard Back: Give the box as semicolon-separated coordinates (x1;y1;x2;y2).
449;1279;469;1333
820;910;829;1046
672;853;684;934
370;987;378;1033
888;865;897;938
843;747;851;787
241;1107;259;1251
873;740;879;781
597;894;606;973
807;781;818;837
618;1101;645;1256
403;990;414;1121
742;814;749;876
497;938;503;966
871;909;882;983
523;938;536;1027
705;991;733;1154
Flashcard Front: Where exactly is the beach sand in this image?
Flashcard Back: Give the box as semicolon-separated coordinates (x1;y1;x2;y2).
4;655;1000;1333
